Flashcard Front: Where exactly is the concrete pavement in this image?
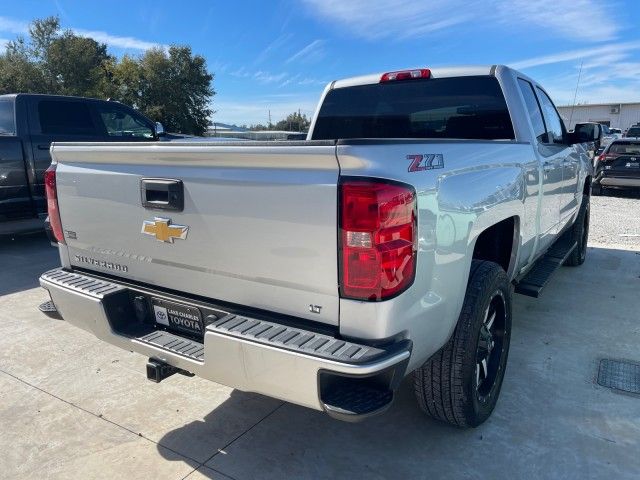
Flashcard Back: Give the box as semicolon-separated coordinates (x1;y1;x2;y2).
0;201;639;479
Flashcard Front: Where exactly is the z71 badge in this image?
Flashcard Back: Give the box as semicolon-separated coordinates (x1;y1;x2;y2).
407;154;444;172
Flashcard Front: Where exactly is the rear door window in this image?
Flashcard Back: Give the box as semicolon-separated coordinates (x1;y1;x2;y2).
38;100;98;135
608;142;640;154
535;88;565;144
312;76;514;140
517;79;547;143
0;100;15;134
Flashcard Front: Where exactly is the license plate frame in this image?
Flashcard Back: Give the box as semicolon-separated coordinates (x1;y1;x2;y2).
151;297;204;337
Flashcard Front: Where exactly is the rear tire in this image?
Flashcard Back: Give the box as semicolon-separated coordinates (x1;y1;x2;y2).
591;183;602;196
414;260;512;428
564;194;589;267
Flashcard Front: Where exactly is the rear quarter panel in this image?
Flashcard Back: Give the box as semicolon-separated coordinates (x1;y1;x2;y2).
336;140;537;372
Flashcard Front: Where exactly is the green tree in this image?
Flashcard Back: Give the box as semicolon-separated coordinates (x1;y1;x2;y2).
274;111;311;132
47;33;114;97
138;46;214;135
0;36;47;93
0;16;215;135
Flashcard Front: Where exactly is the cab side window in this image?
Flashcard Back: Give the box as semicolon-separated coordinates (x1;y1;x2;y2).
95;103;154;139
535;88;565;144
38;100;98;135
517;78;547;144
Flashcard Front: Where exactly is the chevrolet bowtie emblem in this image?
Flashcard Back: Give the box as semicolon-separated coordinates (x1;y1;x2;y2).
141;218;189;243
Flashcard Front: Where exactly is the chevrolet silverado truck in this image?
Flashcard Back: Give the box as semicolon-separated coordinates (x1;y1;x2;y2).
39;66;596;427
0;93;166;236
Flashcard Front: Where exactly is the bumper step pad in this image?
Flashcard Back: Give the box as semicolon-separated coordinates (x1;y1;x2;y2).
136;330;204;361
209;314;388;365
40;269;124;298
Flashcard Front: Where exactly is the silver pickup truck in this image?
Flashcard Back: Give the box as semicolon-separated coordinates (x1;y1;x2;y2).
40;65;596;427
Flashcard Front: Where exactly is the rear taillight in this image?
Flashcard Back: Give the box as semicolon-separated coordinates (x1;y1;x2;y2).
601;153;619;162
44;164;65;244
339;178;417;301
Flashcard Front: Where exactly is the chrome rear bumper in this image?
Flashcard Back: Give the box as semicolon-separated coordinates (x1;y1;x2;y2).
599;177;640;187
40;268;411;420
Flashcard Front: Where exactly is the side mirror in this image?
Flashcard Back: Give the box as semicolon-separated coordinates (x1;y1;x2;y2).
572;123;601;144
154;122;166;137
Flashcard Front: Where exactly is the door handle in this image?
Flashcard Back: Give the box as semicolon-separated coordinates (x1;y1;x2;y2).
140;178;184;211
37;144;50;150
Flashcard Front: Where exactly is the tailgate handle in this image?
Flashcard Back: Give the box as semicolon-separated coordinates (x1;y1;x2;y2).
141;178;184;211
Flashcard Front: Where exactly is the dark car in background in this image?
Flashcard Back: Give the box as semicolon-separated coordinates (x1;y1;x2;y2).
625;125;640;138
0;93;166;235
592;139;640;195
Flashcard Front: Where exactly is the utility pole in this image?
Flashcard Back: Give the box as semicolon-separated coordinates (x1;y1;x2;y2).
268;109;272;130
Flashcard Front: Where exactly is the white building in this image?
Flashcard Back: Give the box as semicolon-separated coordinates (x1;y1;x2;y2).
557;102;640;131
206;122;306;140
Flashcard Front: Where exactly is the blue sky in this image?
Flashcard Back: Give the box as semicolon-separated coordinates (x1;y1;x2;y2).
1;0;639;126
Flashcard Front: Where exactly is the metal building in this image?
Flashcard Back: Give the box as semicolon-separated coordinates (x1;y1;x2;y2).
557;102;640;131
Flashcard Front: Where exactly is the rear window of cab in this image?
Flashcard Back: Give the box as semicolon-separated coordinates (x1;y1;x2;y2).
608;142;640;154
312;76;514;141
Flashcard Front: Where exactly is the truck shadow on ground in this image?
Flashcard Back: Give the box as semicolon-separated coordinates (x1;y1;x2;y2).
156;379;462;479
0;232;59;296
598;188;640;199
155;245;640;479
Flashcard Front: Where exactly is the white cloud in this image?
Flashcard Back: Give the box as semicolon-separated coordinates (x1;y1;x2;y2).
302;0;620;42
0;16;164;52
510;41;640;69
0;17;28;35
286;39;325;64
514;42;640;106
71;28;166;51
254;33;292;64
253;70;288;83
301;1;470;40
493;0;618;42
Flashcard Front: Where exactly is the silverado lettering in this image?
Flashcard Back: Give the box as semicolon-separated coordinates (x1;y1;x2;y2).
74;255;128;272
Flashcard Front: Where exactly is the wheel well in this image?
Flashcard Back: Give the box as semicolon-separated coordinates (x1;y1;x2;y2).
472;217;517;274
583;176;592;196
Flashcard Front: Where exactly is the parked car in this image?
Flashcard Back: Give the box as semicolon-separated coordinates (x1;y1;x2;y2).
0;93;167;236
601;124;622;147
592;139;640;195
40;65;595;428
624;126;640;138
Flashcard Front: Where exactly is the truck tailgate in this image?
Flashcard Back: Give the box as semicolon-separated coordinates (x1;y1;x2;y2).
51;142;340;325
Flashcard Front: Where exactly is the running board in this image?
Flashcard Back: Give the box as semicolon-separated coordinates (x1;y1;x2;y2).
515;239;577;298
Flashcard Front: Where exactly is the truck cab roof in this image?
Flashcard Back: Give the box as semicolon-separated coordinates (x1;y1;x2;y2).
0;93;121;104
331;65;502;89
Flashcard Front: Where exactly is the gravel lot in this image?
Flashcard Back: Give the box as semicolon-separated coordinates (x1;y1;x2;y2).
0;192;639;479
591;190;640;250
